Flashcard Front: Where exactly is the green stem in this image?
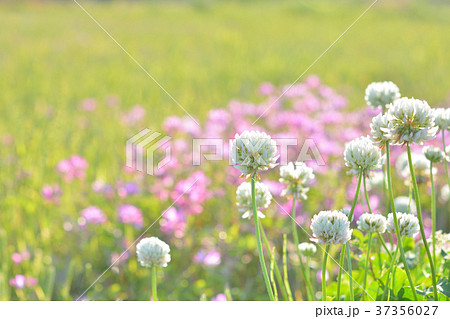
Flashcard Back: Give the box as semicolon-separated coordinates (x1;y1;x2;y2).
406;144;438;300
291;197;314;300
251;178;275;301
443;131;450;190
362;233;373;301
260;225;290;300
430;163;436;267
363;173;392;261
336;247;345;300
152;267;158;301
383;245;400;301
322;245;331;301
386;142;418;301
345;244;355;301
283;234;294;301
270;248;278;301
338;168;362;301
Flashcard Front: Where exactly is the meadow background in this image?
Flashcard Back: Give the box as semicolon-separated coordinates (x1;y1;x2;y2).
1;0;450;300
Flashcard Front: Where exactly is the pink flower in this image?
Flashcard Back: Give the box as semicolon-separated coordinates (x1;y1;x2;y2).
41;184;62;203
160;207;186;238
80;206;107;226
211;293;228;301
11;251;30;265
117;182;139;198
81;98;97;111
118;205;143;228
56;155;88;182
122;105;146;126
9;275;37;289
259;82;275;96
194;250;221;266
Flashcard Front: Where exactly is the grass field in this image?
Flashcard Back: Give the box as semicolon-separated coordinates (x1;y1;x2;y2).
1;0;450;301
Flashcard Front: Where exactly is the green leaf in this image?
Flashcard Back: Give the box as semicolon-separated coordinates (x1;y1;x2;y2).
416;277;450;299
392;268;407;296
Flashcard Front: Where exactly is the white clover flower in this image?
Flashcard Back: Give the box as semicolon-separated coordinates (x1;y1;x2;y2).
428;230;450;254
384;97;438;145
368;171;385;189
399;153;435;184
423;145;444;163
370;113;391;147
357;213;387;233
395;152;410;177
365;81;401;109
433;108;450;132
344;136;383;176
310;210;352;245
136;237;171;268
279;161;315;200
230;130;279;178
298;242;317;256
236;181;272;219
394;196;417;215
387;212;420;237
441;184;449;202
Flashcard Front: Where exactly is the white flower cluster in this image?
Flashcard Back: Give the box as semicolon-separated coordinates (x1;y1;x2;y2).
394;196;417;214
365;81;401;109
396;152;435;185
344;136;383;176
433;108;450;131
236;181;272;219
423;145;444;163
279;161;315;200
368;171;385;189
230;130;279;178
384;97;438;145
310;210;352;245
357;213;387;233
428;230;450;254
298;242;317;256
136;237;171;268
387;212;420;238
370;113;390;147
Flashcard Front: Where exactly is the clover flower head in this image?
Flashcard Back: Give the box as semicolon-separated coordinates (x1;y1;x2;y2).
428;230;450;254
357;213;387;233
136;237;171;268
365;81;401;109
298;242;317;256
310;210;352;245
423;145;444;163
387;212;420;237
394;196;417;215
384;97;438;145
344;136;383;176
230;130;279;178
368;171;384;189
433;108;450;131
236;181;272;219
279;161;314;200
398;153;435;184
370;113;390;147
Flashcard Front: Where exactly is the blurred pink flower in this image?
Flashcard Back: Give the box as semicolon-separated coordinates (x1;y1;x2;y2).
11;251;30;265
81;98;97;111
122;105;146;126
118;204;143;228
80;206;107;226
194;249;221;266
211;293;228;301
259;82;275;96
9;275;37;289
41;184;62;203
160;207;186;238
56;155;88;182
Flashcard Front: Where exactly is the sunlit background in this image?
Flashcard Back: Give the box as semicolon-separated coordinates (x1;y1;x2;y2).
1;0;449;301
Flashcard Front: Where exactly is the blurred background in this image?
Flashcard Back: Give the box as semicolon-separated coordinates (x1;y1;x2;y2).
0;0;449;301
